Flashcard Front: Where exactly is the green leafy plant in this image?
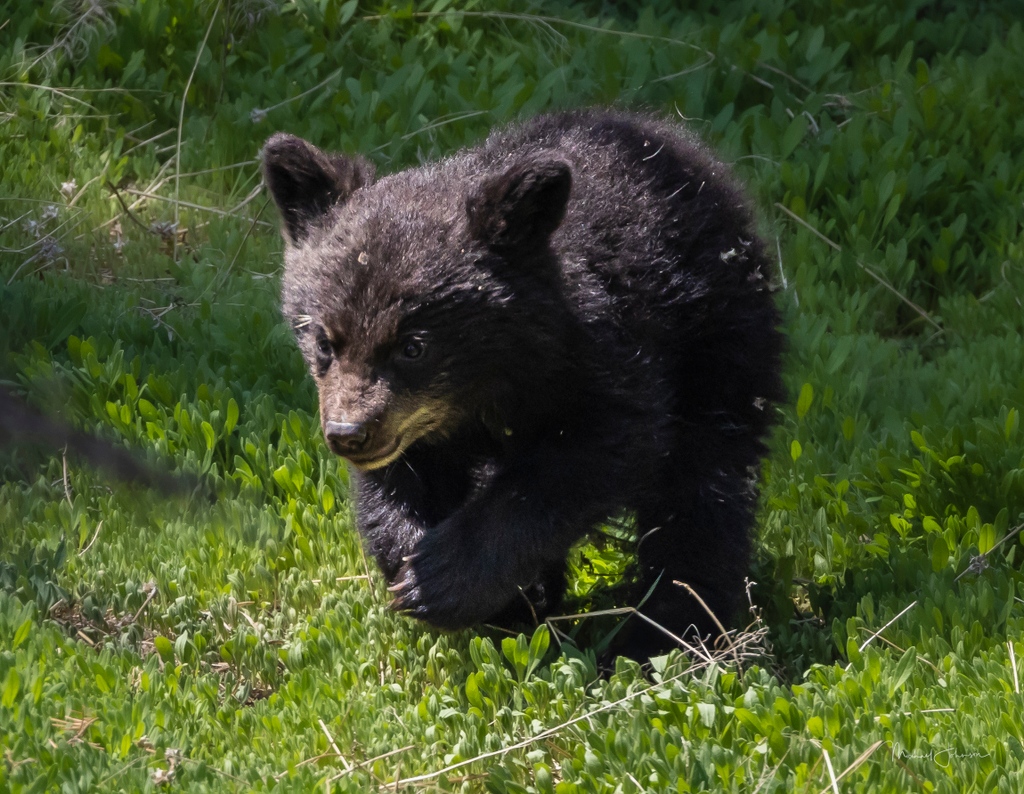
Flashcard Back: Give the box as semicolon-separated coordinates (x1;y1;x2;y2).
2;0;1023;790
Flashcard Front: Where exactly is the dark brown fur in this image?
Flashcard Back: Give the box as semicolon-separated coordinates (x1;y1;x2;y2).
263;109;784;658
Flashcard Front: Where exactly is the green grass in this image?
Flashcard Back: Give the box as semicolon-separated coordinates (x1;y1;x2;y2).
2;0;1024;791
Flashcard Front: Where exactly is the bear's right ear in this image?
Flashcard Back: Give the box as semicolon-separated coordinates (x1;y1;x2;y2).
262;133;375;245
466;154;572;250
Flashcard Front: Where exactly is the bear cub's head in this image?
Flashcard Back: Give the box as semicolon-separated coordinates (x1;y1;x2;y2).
263;133;574;469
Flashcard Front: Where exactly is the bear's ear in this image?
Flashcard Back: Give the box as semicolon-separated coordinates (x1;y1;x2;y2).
465;154;572;250
262;133;375;244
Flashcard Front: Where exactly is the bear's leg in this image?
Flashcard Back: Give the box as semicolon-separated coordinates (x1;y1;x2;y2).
389;437;630;630
485;559;567;629
622;469;756;660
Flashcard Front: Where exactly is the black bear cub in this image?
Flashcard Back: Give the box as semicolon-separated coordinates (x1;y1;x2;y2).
263;109;783;659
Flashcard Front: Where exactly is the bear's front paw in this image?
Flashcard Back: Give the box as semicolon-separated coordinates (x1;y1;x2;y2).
388;529;514;630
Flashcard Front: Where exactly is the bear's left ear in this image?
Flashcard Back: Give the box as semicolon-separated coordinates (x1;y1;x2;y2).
262;133;375;245
465;154;572;250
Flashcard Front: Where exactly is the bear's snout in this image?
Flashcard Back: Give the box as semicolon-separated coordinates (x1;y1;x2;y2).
324;420;370;456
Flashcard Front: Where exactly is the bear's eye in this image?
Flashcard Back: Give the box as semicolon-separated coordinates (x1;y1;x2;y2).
400;338;425;361
315;335;333;361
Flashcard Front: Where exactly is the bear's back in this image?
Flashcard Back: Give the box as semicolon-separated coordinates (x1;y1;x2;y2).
470;109;771;347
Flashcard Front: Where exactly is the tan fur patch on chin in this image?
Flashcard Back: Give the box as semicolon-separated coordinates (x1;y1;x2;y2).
350;398;460;471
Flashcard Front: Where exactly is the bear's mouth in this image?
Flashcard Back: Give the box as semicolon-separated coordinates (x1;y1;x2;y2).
342;438;403;470
328;402;459;471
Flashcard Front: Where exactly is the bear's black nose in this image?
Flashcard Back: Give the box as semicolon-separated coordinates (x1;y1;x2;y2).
325;421;369;454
